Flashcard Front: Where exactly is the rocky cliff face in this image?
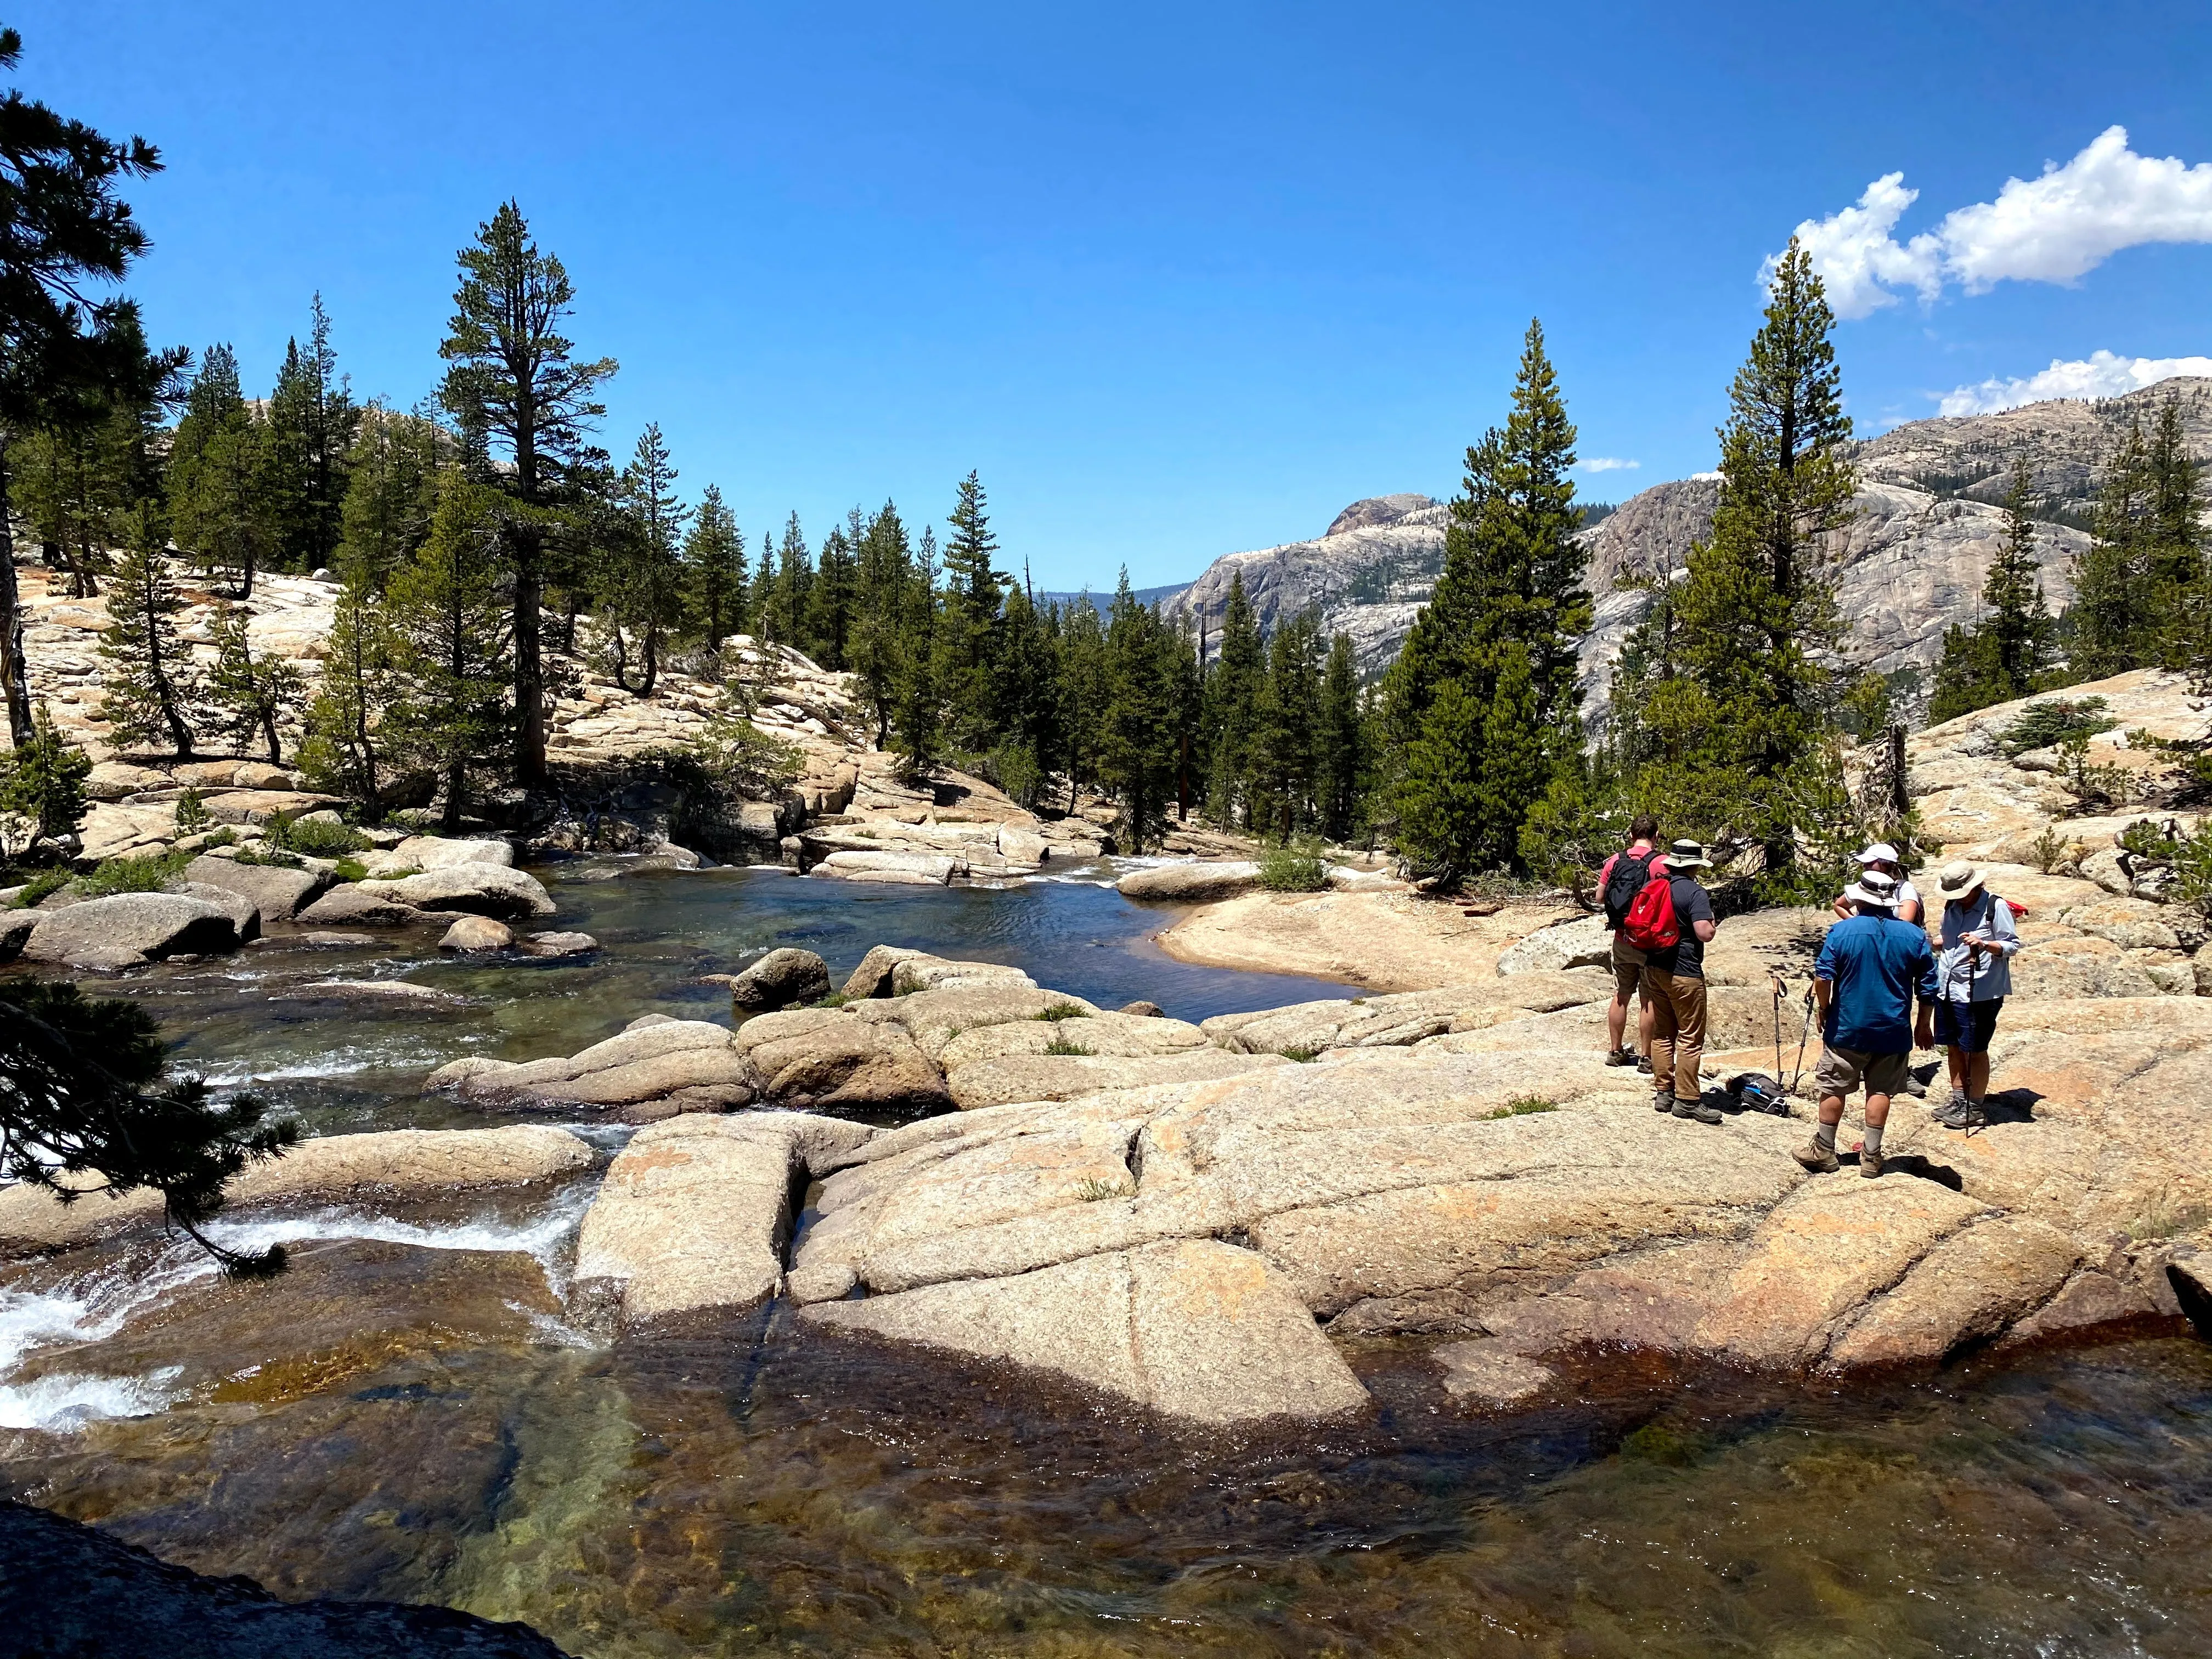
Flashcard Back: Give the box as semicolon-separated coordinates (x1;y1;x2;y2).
1164;379;2212;721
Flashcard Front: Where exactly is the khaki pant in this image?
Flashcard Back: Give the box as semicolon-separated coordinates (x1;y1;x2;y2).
1641;967;1707;1105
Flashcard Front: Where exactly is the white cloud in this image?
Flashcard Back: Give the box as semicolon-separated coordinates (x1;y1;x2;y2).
1777;127;2212;317
1937;350;2212;416
1782;173;1942;318
1580;456;1639;472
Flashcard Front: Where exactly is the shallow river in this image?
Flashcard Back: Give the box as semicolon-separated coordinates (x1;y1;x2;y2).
4;864;2210;1656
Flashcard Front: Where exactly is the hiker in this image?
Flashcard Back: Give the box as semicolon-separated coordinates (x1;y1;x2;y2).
1598;814;1667;1071
1795;868;1938;1180
1636;838;1718;1125
1831;843;1922;925
1928;860;2021;1130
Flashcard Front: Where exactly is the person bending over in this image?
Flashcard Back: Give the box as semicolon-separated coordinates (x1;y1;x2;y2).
1831;842;1922;926
1796;869;1937;1180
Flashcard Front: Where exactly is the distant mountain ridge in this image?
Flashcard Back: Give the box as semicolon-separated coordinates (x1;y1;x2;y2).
1154;377;2212;720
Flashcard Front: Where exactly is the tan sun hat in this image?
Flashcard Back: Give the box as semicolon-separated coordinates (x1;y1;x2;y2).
1936;860;1985;900
1666;838;1713;869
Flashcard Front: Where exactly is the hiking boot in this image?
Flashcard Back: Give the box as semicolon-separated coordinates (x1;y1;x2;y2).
1604;1047;1635;1067
1672;1094;1723;1125
1653;1090;1676;1114
1793;1137;1840;1174
1636;1053;1653;1075
1860;1146;1884;1178
1931;1096;1974;1130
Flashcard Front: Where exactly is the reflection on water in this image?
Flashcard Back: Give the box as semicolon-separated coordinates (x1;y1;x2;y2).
57;862;1360;1137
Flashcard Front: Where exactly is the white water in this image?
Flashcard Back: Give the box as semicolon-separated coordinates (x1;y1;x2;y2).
0;1180;600;1432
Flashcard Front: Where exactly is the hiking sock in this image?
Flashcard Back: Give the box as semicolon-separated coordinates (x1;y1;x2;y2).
1861;1124;1885;1159
1814;1121;1838;1153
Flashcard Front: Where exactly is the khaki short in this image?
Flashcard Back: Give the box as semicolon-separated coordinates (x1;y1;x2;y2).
1814;1045;1910;1099
1610;932;1645;1000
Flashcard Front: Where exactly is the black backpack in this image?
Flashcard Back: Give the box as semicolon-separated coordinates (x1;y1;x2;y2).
1602;848;1658;929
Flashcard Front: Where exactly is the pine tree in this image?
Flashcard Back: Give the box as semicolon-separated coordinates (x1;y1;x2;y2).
262;294;358;572
0;25;173;744
2143;392;2205;670
991;578;1059;803
96;503;202;757
0;701;89;857
204;604;304;764
296;567;393;805
1199;572;1263;826
14;400;137;597
1663;242;1856;879
605;422;690;695
766;512;812;649
438;201;616;787
684;483;744;653
1384;319;1590;879
167;344;277;598
1057;595;1109;805
803;517;856;670
1250;610;1324;837
940;470;1005;736
334;400;439;590
1099;572;1176;850
849;501;911;744
383;471;514;830
890;525;942;777
1314;631;1366;842
1927;455;2057;723
2069;419;2152;682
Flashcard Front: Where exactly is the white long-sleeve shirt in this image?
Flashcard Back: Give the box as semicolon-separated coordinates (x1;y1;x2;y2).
1936;888;2021;1002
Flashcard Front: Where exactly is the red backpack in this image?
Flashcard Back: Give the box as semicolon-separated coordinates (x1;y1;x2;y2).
1622;871;1679;951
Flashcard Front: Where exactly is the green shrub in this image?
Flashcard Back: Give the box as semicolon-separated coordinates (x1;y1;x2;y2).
1280;1045;1322;1063
1075;1177;1136;1202
172;787;211;837
77;849;191;896
2028;824;2068;874
6;868;71;908
1033;1002;1088;1022
2170;820;2212;918
232;846;305;869
1043;1034;1093;1056
331;855;369;883
2118;818;2179;860
263;810;370;856
1484;1096;1558;1119
2000;697;2115;758
1257;838;1328;892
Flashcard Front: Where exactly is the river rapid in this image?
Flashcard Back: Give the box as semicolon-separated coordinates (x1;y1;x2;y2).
4;861;2210;1657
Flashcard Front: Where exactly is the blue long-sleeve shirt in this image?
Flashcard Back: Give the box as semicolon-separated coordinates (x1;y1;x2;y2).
1816;912;1939;1054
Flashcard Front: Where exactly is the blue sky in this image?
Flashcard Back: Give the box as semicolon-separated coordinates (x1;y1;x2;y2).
17;2;2212;588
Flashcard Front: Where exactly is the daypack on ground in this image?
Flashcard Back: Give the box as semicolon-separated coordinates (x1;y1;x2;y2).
1622;872;1679;951
1602;848;1660;929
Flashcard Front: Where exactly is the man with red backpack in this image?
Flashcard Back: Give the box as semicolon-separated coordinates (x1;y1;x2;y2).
1597;815;1667;1071
1633;839;1719;1124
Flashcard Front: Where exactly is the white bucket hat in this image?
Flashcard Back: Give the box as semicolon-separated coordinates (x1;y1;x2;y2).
1856;843;1901;866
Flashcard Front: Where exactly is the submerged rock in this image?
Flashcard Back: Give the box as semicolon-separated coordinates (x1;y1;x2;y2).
521;930;597;957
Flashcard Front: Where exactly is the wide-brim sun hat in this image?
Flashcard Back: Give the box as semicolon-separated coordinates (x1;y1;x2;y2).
1936;860;1985;900
1843;868;1900;909
1666;838;1713;868
1856;842;1901;865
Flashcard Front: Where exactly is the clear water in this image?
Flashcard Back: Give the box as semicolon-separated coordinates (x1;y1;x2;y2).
72;860;1363;1136
4;864;2210;1655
